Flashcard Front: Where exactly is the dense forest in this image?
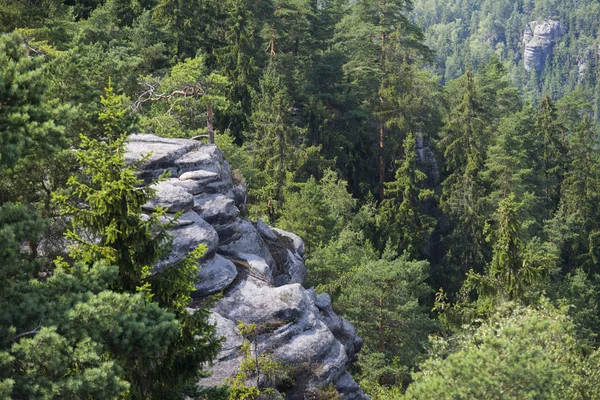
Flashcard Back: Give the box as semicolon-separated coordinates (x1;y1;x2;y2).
2;0;600;397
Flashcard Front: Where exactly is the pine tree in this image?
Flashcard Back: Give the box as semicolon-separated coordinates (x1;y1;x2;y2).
248;59;302;214
335;0;429;199
548;116;600;272
215;0;270;141
336;244;436;388
0;34;64;167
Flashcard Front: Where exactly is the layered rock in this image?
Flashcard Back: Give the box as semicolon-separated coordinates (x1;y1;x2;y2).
126;134;367;399
522;20;565;72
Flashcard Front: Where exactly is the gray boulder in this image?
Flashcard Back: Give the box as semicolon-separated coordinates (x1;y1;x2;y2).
200;312;244;387
213;281;308;325
125;134;201;182
154;212;219;271
174;144;224;174
219;219;276;269
142;181;194;213
256;219;278;241
225;251;273;283
194;193;240;225
193;254;238;297
272;228;305;257
274;249;306;286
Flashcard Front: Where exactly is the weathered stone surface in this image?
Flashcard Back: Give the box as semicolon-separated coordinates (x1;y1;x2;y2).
274;249;306;286
226;251;273;283
154;212;219;270
272;228;305;257
179;169;220;183
523;20;565;72
229;184;248;207
257;219;278;241
125;134;201;182
174;144;224;173
143;181;194;213
199;313;244;386
194;193;239;225
126;134;367;400
220;219;275;268
193;254;238;297
213;281;308;325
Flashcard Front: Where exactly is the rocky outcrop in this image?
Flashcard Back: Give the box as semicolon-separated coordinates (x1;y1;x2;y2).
126;134;367;399
577;44;600;79
522;20;565;72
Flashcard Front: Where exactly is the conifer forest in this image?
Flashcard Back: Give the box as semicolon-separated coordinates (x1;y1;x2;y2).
2;0;600;398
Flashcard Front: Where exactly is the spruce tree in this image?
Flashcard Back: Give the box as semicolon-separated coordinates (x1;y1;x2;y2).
534;96;568;218
378;133;436;257
439;70;490;284
335;0;429;199
57;85;219;398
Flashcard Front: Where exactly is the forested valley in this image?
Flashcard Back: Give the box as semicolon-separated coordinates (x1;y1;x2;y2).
2;0;600;398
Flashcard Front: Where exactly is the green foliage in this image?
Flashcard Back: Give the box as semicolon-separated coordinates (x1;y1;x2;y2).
534;96;568;217
277;170;355;253
56;84;168;293
0;34;65;167
138;55;230;140
378;133;436;257
4;0;600;398
406;302;599;400
227;323;292;400
335;245;437;389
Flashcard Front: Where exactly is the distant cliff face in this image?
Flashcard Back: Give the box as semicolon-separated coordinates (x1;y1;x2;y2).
522;20;565;72
126;134;367;399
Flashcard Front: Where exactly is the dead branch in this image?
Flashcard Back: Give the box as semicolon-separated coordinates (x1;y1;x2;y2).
7;320;43;345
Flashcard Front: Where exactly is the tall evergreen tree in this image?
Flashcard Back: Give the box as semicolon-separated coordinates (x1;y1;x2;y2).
335;0;428;199
248;59;303;215
378;133;436;257
548;116;600;272
439;70;491;285
534;96;568;217
336;244;436;389
56;86;220;398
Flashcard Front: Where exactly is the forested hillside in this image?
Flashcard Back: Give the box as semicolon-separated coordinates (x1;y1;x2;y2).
412;0;600;115
2;0;600;397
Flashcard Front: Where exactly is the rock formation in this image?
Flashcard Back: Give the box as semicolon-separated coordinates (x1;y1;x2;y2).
125;134;367;399
522;20;565;72
577;44;600;80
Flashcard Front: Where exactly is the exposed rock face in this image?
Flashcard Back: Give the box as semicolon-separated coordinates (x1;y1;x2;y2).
577;44;600;80
126;134;367;399
522;20;565;72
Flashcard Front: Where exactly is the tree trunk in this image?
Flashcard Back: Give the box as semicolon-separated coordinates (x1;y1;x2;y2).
379;29;387;202
379;120;385;201
207;103;214;144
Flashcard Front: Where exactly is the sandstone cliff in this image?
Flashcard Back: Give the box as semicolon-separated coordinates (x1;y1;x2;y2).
125;134;367;399
522;20;565;72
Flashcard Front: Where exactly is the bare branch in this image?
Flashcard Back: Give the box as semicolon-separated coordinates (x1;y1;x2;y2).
134;83;207;111
7;320;43;345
